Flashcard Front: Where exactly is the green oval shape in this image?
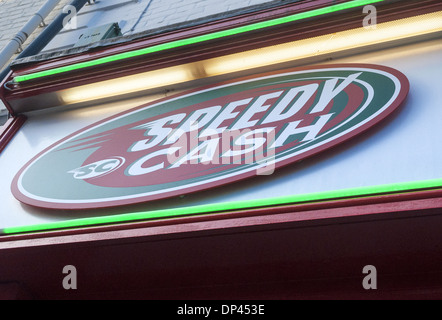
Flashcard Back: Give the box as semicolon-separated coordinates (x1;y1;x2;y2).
12;64;409;210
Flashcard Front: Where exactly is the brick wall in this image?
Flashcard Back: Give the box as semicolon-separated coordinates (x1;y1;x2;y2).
137;0;280;31
43;0;279;51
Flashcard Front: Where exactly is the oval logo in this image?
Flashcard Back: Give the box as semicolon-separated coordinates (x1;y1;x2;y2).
12;64;409;210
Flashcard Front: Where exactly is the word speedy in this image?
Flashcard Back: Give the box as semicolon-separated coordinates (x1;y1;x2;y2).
124;73;361;176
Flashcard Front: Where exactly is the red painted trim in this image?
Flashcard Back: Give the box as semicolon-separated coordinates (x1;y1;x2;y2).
0;115;26;154
1;190;442;299
0;70;14;115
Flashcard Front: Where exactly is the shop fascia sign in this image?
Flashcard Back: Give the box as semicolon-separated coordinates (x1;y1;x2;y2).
12;64;409;210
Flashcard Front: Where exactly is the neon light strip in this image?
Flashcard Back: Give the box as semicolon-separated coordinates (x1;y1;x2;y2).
12;0;384;84
2;178;441;235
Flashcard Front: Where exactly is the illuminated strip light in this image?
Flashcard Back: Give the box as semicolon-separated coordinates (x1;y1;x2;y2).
60;11;442;104
2;178;442;235
205;11;442;76
12;0;384;84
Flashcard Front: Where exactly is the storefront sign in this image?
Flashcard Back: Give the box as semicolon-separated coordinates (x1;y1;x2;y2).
12;64;409;209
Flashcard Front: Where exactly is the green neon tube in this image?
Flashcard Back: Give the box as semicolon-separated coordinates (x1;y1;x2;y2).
13;0;384;84
2;178;441;235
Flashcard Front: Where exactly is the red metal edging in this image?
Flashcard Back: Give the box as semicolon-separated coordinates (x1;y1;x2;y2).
1;190;442;299
0;115;26;154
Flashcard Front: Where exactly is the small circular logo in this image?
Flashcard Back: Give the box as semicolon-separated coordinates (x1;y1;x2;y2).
68;157;126;180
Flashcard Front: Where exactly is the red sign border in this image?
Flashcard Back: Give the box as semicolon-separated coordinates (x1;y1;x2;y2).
11;64;410;210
